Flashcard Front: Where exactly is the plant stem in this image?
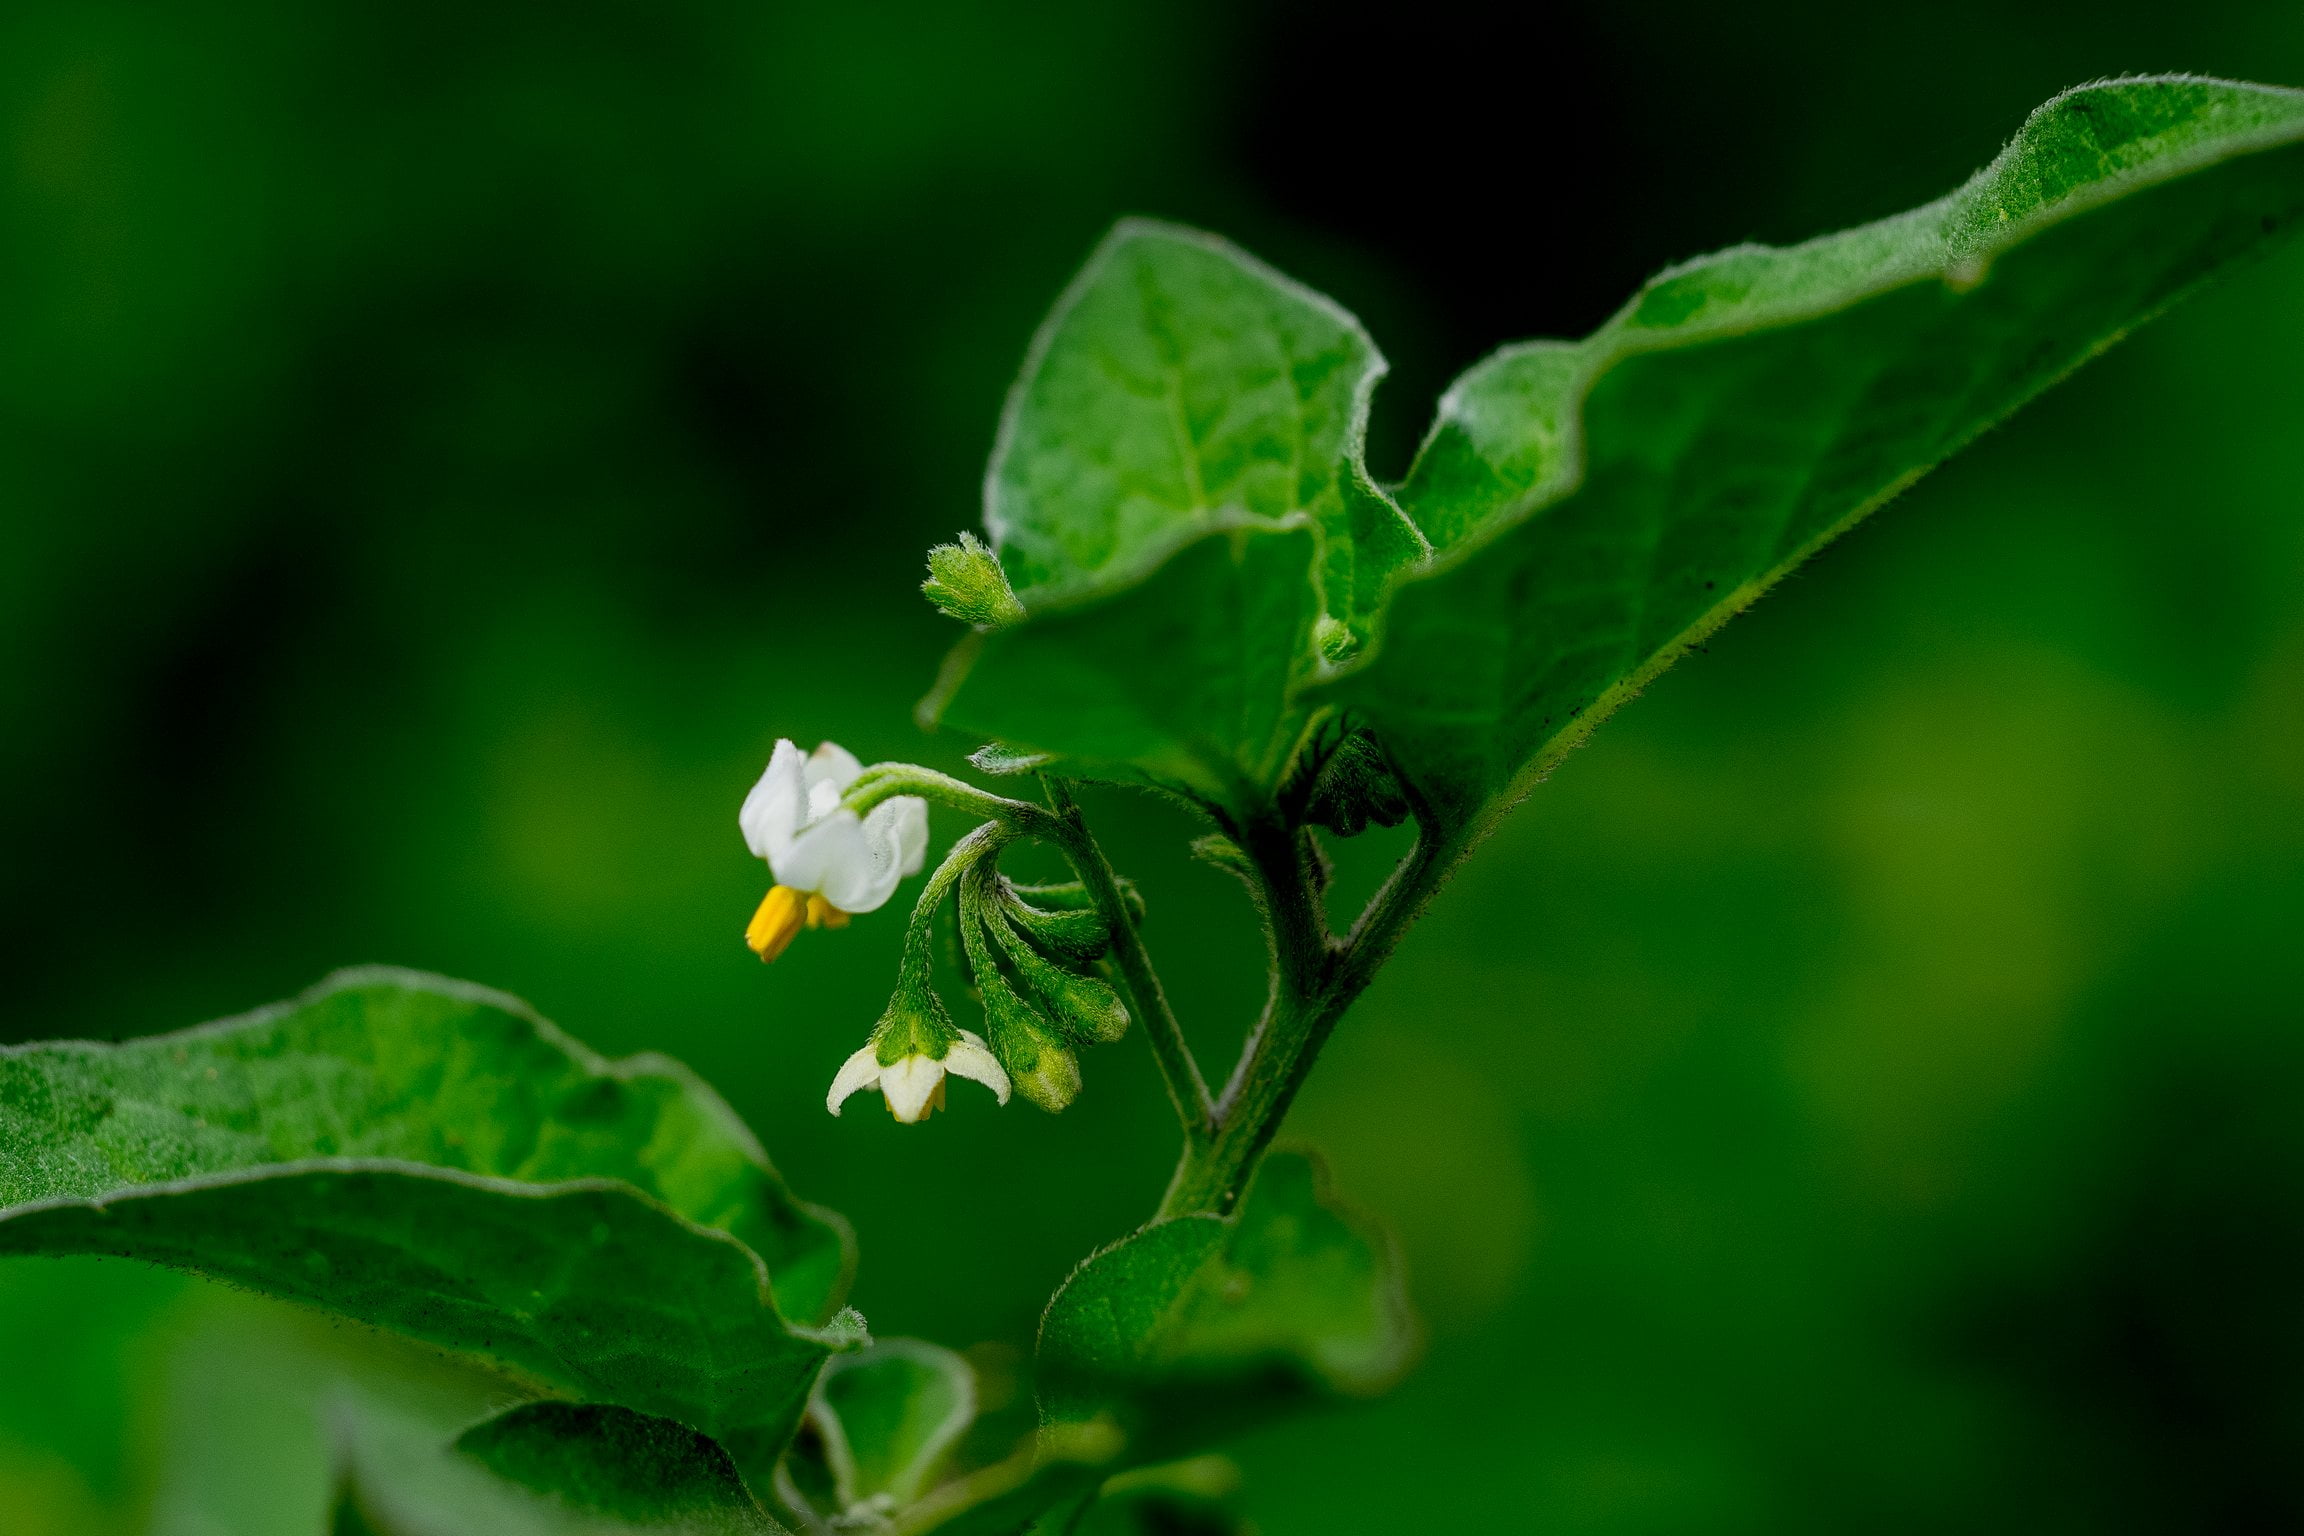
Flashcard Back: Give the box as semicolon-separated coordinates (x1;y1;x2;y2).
1158;823;1459;1219
1040;779;1215;1147
850;759;1460;1215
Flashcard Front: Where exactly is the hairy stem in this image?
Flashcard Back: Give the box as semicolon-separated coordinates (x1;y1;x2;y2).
1040;779;1215;1147
1159;823;1460;1220
849;759;1458;1214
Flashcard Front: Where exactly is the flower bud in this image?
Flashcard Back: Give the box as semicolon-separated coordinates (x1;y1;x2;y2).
980;981;1082;1114
922;532;1025;629
993;919;1129;1047
959;870;1083;1112
998;883;1111;963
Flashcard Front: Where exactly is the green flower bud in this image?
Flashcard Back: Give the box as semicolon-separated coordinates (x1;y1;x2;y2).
958;868;1083;1112
922;531;1025;629
993;917;1130;1046
1008;877;1145;928
982;989;1082;1114
998;883;1112;963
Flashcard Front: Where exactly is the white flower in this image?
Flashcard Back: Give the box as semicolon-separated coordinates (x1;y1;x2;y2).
740;739;929;962
827;1030;1011;1123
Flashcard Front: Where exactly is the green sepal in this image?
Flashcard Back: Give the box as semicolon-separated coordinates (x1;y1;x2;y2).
1035;1149;1416;1466
870;985;965;1069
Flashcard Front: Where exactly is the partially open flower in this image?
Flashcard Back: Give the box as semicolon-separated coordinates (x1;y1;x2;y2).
827;999;1011;1124
740;739;928;961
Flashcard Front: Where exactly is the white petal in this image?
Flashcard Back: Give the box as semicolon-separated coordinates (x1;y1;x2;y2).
826;1045;882;1116
832;797;923;914
740;740;807;862
773;808;871;898
943;1031;1012;1106
807;740;866;793
882;795;930;878
880;1055;946;1122
816;806;908;914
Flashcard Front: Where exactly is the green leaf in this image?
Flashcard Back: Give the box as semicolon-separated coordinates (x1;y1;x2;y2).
810;1339;977;1516
926;522;1326;821
1;1162;856;1486
1321;75;2304;831
986;219;1424;641
1080;1454;1250;1536
886;1423;1122;1536
336;1395;790;1535
0;968;863;1484
1035;1149;1415;1463
0;966;853;1323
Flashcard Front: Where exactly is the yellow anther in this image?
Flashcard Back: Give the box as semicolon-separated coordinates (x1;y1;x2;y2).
805;893;850;930
745;885;808;962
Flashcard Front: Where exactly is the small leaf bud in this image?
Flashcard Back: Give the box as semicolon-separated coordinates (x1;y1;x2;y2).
922;532;1025;629
1304;728;1410;838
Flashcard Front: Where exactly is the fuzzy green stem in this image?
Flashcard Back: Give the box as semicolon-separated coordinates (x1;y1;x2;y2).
894;820;1015;991
1040;779;1215;1148
1157;823;1461;1219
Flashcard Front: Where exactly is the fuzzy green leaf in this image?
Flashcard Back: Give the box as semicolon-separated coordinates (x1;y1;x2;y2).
2;1166;855;1485
926;522;1324;820
0;967;853;1322
884;1422;1122;1536
811;1339;978;1516
1322;75;2304;831
1035;1149;1415;1463
336;1395;790;1536
986;218;1423;641
0;968;862;1482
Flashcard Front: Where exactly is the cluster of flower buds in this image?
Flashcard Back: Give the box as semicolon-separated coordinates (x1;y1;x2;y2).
741;736;1144;1124
955;865;1135;1112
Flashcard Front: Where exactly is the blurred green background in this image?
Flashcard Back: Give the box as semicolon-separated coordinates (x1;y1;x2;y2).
6;2;2304;1531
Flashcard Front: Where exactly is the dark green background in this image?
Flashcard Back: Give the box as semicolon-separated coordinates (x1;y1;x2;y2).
6;3;2304;1531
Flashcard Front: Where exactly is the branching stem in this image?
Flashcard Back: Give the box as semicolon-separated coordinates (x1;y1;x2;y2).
848;761;1459;1220
1157;822;1460;1219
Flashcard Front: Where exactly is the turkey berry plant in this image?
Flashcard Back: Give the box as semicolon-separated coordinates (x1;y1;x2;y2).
6;75;2304;1536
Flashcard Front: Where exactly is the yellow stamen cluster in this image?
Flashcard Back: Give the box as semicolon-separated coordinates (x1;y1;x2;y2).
745;885;850;962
